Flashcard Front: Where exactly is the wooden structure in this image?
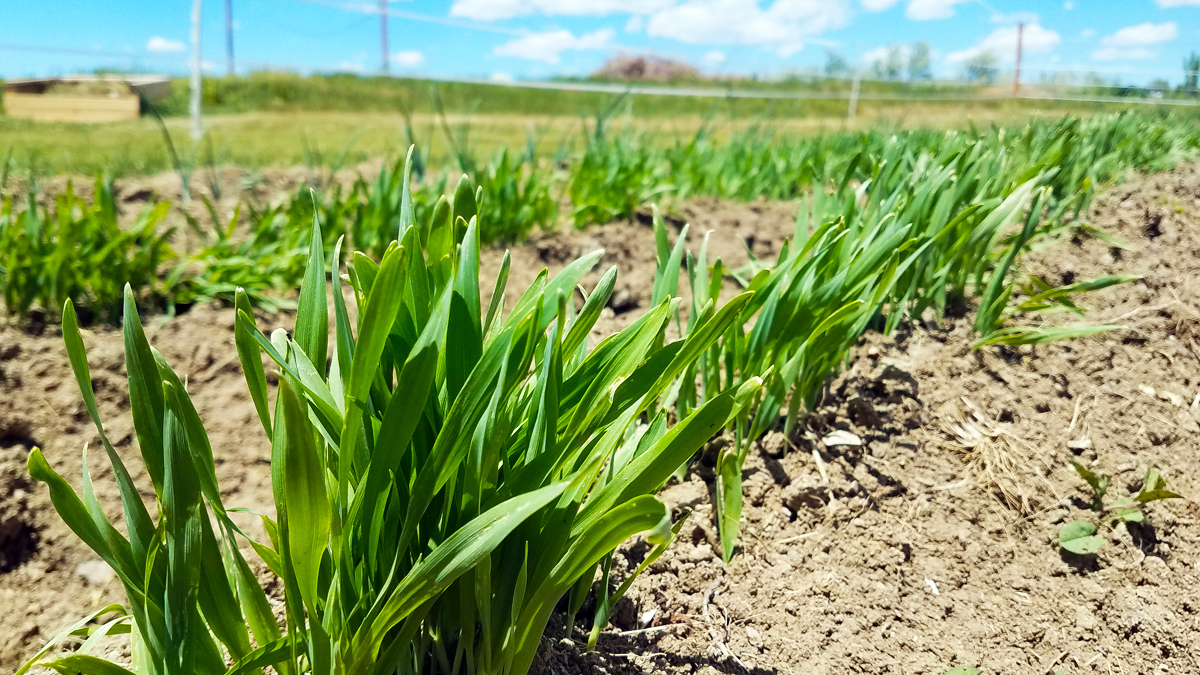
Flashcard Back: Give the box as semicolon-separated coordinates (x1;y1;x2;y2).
2;76;171;123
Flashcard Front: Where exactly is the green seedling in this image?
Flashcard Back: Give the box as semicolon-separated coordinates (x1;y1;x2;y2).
0;176;175;322
1059;462;1183;555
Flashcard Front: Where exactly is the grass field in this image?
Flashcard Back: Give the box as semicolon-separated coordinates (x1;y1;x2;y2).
0;72;1160;178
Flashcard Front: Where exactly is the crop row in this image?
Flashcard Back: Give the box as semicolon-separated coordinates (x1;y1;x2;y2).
3;111;1195;324
14;110;1200;675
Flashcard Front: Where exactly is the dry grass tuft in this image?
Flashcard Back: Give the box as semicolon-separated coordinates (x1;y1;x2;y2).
938;397;1058;513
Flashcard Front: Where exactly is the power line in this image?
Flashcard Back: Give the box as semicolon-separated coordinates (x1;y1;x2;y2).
279;0;526;36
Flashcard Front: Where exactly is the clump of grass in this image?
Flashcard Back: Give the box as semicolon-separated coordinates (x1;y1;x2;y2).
0;175;175;323
21;151;763;675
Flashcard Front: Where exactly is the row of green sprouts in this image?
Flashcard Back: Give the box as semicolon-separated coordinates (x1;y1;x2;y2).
658;123;1137;558
1;111;1191;323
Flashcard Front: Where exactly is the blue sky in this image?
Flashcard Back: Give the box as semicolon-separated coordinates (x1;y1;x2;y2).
4;0;1200;86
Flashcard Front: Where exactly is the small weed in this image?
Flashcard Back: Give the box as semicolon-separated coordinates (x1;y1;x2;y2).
1059;461;1183;555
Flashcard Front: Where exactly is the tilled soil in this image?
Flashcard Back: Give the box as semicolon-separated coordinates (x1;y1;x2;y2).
3;167;1200;674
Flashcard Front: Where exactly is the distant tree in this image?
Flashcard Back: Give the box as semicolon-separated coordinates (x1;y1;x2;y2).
1184;52;1199;98
908;41;932;80
824;50;850;78
885;45;905;80
869;58;886;80
1148;78;1170;98
963;51;998;83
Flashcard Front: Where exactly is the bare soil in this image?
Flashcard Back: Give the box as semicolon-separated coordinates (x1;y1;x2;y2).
3;166;1200;674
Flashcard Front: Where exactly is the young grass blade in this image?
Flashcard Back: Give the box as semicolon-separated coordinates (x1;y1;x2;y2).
586;513;689;650
484;250;511;337
278;377;332;621
651;214;689;307
294;214;328;369
351;481;570;667
563;266;617;358
447;218;484;402
347;242;408;410
234;289;272;436
504;250;603;333
453;175;478;237
62;301;156;563
973;324;1120;349
16;605;129;675
161;382;219;675
330;236;356;407
575;387;740;535
122;286;166;494
511;495;672;675
716;448;743;562
34;654;138;675
26;448;145;600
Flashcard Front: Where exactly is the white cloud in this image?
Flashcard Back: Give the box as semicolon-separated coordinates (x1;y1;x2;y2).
337;60;367;73
1063;0;1074;8
625;15;644;32
1080;28;1096;38
703;50;727;65
946;24;1060;64
146;36;185;53
392;50;425;67
864;0;965;17
451;0;671;20
1101;22;1177;47
490;72;515;83
493;28;614;63
1092;47;1155;61
645;0;851;57
1157;0;1200;6
906;0;968;20
991;11;1039;25
1090;22;1177;61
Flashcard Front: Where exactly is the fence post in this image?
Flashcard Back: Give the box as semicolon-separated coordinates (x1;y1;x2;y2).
848;70;861;125
190;0;203;141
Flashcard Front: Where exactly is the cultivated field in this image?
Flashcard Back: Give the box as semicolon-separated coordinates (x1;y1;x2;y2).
1;105;1199;675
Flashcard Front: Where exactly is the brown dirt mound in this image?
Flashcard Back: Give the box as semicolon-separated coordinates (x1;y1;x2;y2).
2;166;1199;674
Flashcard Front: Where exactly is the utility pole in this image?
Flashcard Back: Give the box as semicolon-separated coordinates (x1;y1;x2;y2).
225;0;234;76
380;0;389;74
191;0;203;140
1013;21;1024;99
